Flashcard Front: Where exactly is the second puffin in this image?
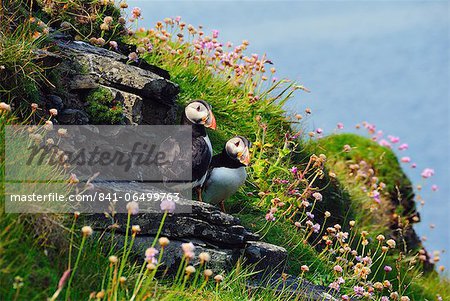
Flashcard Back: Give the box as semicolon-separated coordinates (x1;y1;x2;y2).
202;136;251;211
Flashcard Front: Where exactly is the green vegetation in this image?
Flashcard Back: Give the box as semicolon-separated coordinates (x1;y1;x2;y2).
85;87;124;124
0;2;448;301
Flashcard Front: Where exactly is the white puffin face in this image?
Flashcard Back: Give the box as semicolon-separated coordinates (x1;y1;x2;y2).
225;137;251;165
184;101;217;129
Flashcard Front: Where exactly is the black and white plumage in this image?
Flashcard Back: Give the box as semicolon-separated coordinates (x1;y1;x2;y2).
202;136;251;211
158;100;216;200
183;100;216;200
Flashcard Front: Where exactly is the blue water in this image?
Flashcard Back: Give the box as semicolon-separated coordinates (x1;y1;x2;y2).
131;0;450;269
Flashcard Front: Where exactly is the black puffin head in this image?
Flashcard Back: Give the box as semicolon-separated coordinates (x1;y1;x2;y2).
182;100;217;130
225;136;251;166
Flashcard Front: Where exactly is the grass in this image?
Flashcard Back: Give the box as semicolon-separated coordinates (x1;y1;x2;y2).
0;1;449;301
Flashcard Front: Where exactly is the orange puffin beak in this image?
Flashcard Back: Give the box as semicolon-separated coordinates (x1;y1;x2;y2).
238;146;250;166
205;111;217;130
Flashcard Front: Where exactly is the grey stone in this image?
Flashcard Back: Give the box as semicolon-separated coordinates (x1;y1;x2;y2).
106;86;143;124
82;181;288;276
244;241;288;273
47;95;64;112
58;108;89;124
50;38;179;125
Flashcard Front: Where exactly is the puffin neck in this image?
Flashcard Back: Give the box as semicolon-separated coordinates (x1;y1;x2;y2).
181;114;207;138
211;149;244;169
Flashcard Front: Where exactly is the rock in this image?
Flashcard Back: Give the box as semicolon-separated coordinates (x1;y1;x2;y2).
82;181;286;275
46;94;64;112
248;274;351;301
47;37;180;125
104;234;238;273
105;86;143;124
244;241;288;273
58;108;90;124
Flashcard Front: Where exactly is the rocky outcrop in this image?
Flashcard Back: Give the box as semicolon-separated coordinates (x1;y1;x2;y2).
83;181;287;274
42;35;179;125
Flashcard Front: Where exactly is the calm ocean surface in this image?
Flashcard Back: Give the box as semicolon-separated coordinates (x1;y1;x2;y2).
133;0;449;269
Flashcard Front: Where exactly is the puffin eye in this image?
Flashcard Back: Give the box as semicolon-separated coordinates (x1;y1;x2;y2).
235;141;240;147
196;106;201;111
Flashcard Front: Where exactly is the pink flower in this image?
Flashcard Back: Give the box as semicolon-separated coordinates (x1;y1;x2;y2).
109;41;118;50
337;122;344;130
131;7;141;19
398;143;409;150
379;139;391;148
388;135;400;143
265;212;275;222
329;281;340;291
128;52;138;62
421;168;435;179
431;185;438;191
212;30;219;39
401;157;411;163
290;166;298;175
411;163;417;168
384;265;392;272
145;247;159;264
316;128;323;134
160;199;176;213
312;192;322;201
334;265;343;273
312;223;321;233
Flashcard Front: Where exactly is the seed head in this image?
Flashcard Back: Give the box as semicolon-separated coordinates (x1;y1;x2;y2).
131;225;141;234
147;263;156;271
214;274;223;282
185;265;196;275
109;255;118;264
386;239;396;248
159;237;170;247
81;226;93;237
199;252;211;264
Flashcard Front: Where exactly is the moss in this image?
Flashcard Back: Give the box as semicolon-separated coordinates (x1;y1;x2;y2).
85;87;124;124
311;133;412;195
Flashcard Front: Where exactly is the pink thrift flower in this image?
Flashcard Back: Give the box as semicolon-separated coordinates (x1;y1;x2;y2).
421;168;435;179
334;265;343;273
316;128;323;134
337;122;344;130
160;199;176;213
379;139;391;148
398;143;409;150
212;30;219;39
312;192;322;201
290;166;298;175
128;52;138;62
109;41;118;50
411;163;417;168
388;135;400;143
401;157;411;163
131;7;141;19
384;265;392;272
431;185;438;191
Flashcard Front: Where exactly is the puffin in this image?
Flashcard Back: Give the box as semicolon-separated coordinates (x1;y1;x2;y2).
202;136;251;211
181;100;216;201
158;100;216;201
